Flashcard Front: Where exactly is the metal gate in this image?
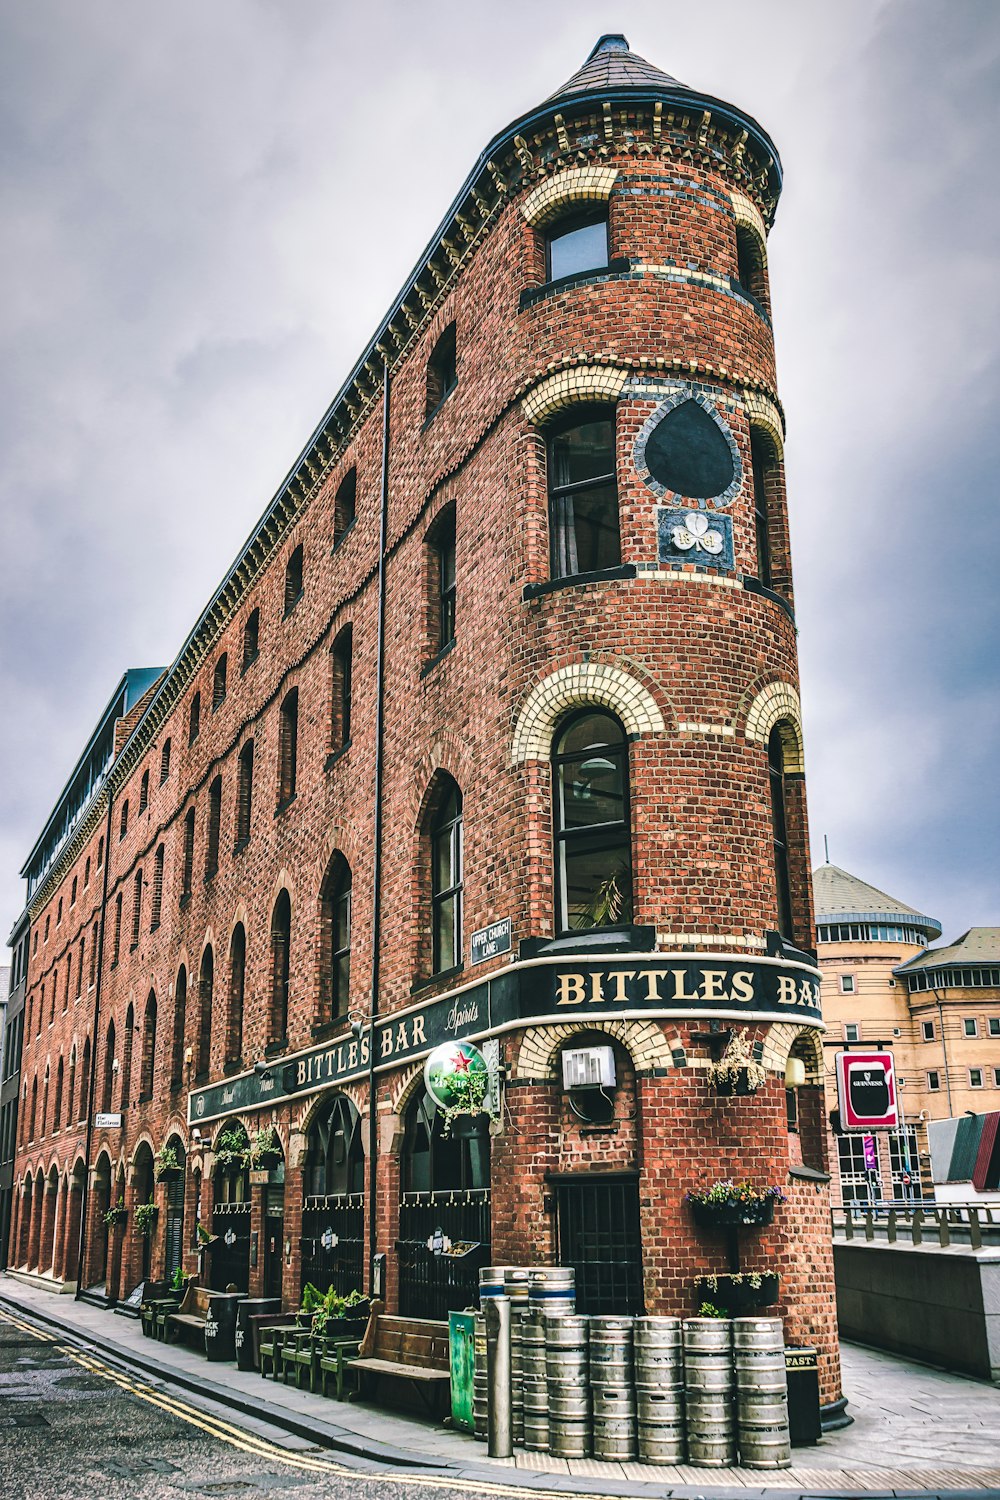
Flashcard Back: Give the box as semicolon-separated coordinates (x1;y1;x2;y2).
300;1192;364;1298
554;1174;644;1316
397;1189;491;1320
209;1201;251;1291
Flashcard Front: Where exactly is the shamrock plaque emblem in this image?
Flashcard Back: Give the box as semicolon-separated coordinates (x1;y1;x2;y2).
671;510;724;555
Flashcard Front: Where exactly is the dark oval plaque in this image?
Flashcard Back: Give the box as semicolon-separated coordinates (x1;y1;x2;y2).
644;399;735;498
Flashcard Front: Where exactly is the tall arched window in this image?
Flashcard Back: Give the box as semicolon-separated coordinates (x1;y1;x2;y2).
331;626;353;753
402;1084;489;1195
140;989;157;1099
171;965;188;1090
553;710;632;932
430;780;463;974
212;652;228;710
425;322;457;420
426;504;456;656
768;727;793;940
131;869;143;948
750;428;775;589
160;738;172;784
284;545;304;615
101;1021;116;1114
29;1077;37;1141
206;776;222;878
735;225;768;308
548;412;620;579
151;844;164;929
181;806;195;899
235;740;254;847
278;690;298;807
139;769;150;814
242;608;260;671
320;855;351;1020
197;947;214;1078
188;691;201;745
53;1058;64;1131
333;468;357;548
79;1037;91;1121
270;892;291;1044
67;1049;76;1125
305;1093;365;1197
227;925;246;1065
121;1003;135;1107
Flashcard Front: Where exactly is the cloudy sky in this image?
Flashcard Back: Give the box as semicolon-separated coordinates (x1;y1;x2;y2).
1;0;997;946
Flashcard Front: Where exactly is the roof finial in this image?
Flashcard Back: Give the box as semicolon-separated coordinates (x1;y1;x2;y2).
587;34;630;62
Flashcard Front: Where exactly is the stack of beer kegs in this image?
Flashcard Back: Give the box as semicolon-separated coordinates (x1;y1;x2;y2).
733;1318;791;1470
589;1316;637;1461
545;1315;591;1458
634;1317;686;1463
520;1310;548;1452
683;1317;736;1467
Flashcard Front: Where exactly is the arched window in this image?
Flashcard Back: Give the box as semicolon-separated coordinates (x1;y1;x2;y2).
768;727;793;940
320;855;351;1020
270;892;291;1044
206;776;222;878
305;1094;364;1197
84;856;91;887
76;934;84;997
430;779;463;974
171;965;188;1090
333;468;356;547
284;544;304;615
212;652;228;710
197;948;213;1078
151;844;164;929
735;225;768;308
79;1037;91;1121
227;924;246;1065
546;206;609;282
53;1058;64;1131
112;892;123;965
140;990;157;1099
139;769;150;814
181;806;195;900
67;1049;76;1126
160;738;172;784
425;323;457;420
235;741;254;847
63;953;71;1011
331;626;352;753
49;973;56;1024
121;1003;135;1107
89;921;99;988
41;1068;49;1136
548;412;620;579
71;876;78;907
101;1021;116;1114
119;800;129;840
97;836;104;870
749;427;779;589
553;710;632;932
188;691;201;745
426;505;456;656
29;1077;37;1141
131;868;143;948
278;690;298;806
402;1084;489;1195
241;607;260;671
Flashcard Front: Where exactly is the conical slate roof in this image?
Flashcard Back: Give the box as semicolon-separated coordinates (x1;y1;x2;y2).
812;863;941;940
549;33;691;101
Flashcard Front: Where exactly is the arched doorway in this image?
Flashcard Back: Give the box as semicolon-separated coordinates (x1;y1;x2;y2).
301;1094;365;1298
90;1153;112;1289
161;1135;187;1282
398;1084;491;1319
259;1133;286;1302
210;1123;250;1291
132;1142;155;1283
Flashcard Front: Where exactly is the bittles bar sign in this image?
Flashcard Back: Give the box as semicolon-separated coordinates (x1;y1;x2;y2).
189;954;822;1125
834;1050;899;1131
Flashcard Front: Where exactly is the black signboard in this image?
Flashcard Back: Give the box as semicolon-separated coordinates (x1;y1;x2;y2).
189;954;820;1126
470;918;512;966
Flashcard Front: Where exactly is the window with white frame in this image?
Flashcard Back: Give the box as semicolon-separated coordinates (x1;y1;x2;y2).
969;1067;984;1088
963;1017;979;1038
988;1018;1000;1037
844;1022;860;1043
840;974;856;994
926;1070;940;1090
921;1019;935;1041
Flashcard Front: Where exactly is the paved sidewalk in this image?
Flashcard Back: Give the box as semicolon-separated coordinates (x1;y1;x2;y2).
3;1272;1000;1495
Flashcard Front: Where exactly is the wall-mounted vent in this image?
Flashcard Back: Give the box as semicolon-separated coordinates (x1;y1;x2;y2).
562;1046;616;1090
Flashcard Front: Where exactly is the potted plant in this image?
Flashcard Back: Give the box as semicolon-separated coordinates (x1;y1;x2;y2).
706;1029;767;1096
103;1197;127;1229
693;1271;780;1313
169;1264;186;1292
686;1180;787;1229
310;1285;370;1338
134;1201;159;1237
195;1220;218;1250
213;1128;249;1172
154;1143;183;1182
248;1125;282;1170
440;1068;493;1138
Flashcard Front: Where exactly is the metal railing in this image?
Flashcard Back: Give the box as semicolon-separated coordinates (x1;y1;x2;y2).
832;1200;1000;1249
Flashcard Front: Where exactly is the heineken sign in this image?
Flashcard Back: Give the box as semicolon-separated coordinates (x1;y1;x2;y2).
189;953;821;1124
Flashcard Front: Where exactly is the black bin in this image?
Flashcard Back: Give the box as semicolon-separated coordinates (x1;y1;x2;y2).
205;1292;245;1362
235;1297;281;1371
784;1345;821;1445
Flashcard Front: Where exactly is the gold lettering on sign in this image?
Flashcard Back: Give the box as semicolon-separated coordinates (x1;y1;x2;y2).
730;971;755;1003
412;1015;426;1046
670;969;701;1002
396;1020;408;1051
381;1028;393;1059
297;1060;308;1087
776;976;798;1006
607;970;635;1002
589;972;603;1005
360;1034;370;1065
347;1041;358;1070
700;969;728;1001
556;973;586;1006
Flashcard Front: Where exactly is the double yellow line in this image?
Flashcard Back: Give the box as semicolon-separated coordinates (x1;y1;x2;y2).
1;1309;617;1500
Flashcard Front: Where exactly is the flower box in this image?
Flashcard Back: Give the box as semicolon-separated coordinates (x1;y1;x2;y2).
450;1111;491;1139
690;1196;775;1229
712;1068;760;1097
693;1272;780;1312
155;1163;183;1182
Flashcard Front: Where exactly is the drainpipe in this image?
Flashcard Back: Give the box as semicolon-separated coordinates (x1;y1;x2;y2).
934;991;953;1115
367;356;391;1295
75;786;116;1298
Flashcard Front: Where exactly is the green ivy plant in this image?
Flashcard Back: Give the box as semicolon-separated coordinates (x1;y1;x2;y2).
153;1143;182;1179
439;1067;493;1137
248;1126;282;1168
696;1300;729;1319
213;1128;249;1171
103;1197;127;1228
133;1201;158;1237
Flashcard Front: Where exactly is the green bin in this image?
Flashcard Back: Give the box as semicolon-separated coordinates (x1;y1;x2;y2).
449;1311;476;1433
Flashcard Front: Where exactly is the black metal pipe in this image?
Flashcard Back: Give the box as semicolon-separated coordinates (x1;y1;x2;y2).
75;786;115;1298
367;357;391;1294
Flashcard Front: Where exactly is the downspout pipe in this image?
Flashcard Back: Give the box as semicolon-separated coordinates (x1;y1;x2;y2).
367;357;391;1294
75;787;115;1299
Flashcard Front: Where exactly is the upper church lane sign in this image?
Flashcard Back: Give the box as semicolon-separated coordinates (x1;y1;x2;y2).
188;953;821;1124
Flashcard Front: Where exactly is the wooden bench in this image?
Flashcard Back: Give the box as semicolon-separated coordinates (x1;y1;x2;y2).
348;1306;450;1414
165;1285;212;1347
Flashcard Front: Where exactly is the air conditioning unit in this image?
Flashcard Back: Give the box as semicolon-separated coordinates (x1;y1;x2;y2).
562;1046;616;1090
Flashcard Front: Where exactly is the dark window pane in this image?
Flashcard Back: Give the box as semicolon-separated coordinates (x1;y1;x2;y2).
561;837;632;930
548;217;609;281
551;420;615;489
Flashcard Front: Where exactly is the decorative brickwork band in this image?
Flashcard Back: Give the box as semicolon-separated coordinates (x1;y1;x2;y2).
513;1018;678;1082
731;189;768;248
511;663;666;765
760;1021;824;1083
521;364;630;426
743;681;804;773
743;389;785;461
521;166;620;227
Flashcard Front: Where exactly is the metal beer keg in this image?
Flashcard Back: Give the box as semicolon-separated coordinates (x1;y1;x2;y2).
683;1318;735;1468
733;1318;791;1469
529;1265;575;1318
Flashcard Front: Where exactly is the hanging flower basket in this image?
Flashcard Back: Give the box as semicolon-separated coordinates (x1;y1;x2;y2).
450;1111;491;1140
693;1272;780;1312
247;1126;282;1171
686;1181;786;1230
706;1029;767;1096
133;1202;159;1238
103;1200;128;1229
154;1144;183;1181
712;1068;760;1097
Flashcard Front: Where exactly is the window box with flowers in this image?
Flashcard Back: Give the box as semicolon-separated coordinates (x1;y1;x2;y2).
439;1068;495;1139
154;1144;183;1182
248;1126;282;1171
686;1180;787;1229
134;1201;159;1238
213;1128;249;1173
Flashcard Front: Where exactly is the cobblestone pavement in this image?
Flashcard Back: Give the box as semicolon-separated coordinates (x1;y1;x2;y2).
2;1282;1000;1498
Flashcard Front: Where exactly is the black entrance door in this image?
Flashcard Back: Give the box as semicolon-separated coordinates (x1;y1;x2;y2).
554;1173;644;1315
263;1186;284;1300
209;1202;251;1291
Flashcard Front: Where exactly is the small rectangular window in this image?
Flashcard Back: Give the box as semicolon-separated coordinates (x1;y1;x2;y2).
242;608;260;671
994;1067;1000;1088
988;1018;1000;1037
963;1017;979;1038
546;210;609;282
844;1022;860;1043
921;1020;935;1041
969;1067;984;1088
840;974;856;994
927;1070;940;1090
548;416;620;579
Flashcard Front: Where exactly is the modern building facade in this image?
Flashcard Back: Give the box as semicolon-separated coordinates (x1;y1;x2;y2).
8;37;843;1411
814;863;1000;1203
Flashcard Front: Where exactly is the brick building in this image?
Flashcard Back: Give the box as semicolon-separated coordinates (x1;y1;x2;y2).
7;37;843;1414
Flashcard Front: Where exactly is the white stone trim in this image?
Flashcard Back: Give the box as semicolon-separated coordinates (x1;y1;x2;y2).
744;682;805;774
743;390;785;461
521;365;629;426
731;191;768;247
511;663;665;765
657;931;768;950
677;722;736;738
521;167;619;228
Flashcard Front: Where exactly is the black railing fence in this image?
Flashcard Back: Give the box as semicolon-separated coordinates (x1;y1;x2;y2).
300;1193;365;1299
397;1189;491;1320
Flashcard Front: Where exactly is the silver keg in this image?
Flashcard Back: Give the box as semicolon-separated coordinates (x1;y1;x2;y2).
510;1311;524;1444
504;1266;531;1310
546;1311;590;1458
588;1316;634;1388
522;1375;549;1451
634;1316;684;1385
637;1386;686;1465
683;1318;735;1468
592;1384;637;1461
479;1266;514;1304
529;1265;575;1318
733;1318;790;1470
685;1391;737;1468
473;1312;488;1441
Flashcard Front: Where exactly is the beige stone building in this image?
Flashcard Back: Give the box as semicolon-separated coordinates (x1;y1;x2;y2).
814;865;1000;1203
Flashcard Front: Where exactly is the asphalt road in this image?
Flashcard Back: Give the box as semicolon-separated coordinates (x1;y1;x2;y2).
0;1311;541;1500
